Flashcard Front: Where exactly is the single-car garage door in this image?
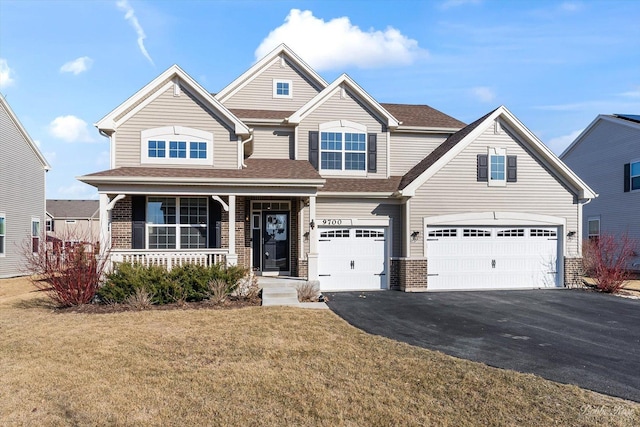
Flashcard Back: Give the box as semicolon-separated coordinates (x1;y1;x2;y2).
318;227;387;291
426;226;559;290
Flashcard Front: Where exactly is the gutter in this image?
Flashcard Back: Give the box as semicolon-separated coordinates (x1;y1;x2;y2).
241;129;254;168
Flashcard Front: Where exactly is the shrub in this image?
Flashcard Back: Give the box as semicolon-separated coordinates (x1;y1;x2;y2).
22;237;107;307
125;288;153;310
232;270;260;299
296;282;320;302
98;262;172;304
207;278;229;305
583;233;637;293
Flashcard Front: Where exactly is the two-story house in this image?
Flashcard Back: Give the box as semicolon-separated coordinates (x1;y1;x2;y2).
0;95;50;278
561;114;640;270
46;199;100;246
79;44;595;291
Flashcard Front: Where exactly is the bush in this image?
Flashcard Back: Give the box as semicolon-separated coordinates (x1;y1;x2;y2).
23;238;107;307
98;262;249;305
583;233;637;293
125;288;153;310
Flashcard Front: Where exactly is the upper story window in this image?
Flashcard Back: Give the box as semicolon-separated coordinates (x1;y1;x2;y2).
477;148;517;186
588;217;600;240
141;126;213;166
317;121;369;175
626;161;640;192
273;79;292;98
0;214;5;256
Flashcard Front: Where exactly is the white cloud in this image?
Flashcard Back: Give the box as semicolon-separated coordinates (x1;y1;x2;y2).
559;2;582;12
116;0;154;65
0;58;15;88
471;86;496;103
547;129;584;154
619;86;640;98
255;9;426;71
49;115;94;143
57;182;99;199
60;56;93;75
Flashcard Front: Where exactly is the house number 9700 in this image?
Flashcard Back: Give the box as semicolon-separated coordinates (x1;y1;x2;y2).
322;219;342;225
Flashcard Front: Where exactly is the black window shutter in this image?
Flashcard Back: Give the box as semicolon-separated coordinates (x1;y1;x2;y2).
477;154;488;182
507;155;517;182
624;163;630;192
208;198;222;248
131;196;146;249
367;133;377;173
309;131;319;170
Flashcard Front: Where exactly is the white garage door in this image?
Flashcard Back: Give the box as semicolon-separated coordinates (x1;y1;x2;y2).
426;226;559;290
318;227;387;291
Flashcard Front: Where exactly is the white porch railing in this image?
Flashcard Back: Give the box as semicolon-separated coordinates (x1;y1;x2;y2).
109;249;228;271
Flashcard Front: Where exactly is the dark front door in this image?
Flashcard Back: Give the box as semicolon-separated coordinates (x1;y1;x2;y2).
262;211;289;272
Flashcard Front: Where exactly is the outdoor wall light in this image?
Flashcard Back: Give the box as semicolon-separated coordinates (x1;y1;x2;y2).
567;231;576;237
411;231;420;241
310;220;315;230
304;231;310;241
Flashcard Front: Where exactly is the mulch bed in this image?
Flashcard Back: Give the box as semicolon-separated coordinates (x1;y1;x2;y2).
56;296;262;314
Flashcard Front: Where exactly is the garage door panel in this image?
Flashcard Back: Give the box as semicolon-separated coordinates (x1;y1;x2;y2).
319;227;387;291
427;226;559;291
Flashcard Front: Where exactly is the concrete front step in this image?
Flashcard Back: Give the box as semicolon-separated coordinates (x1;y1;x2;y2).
262;286;299;306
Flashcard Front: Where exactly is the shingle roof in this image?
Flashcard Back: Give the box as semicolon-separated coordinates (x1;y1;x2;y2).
398;109;497;189
320;177;402;193
47;200;99;219
81;159;323;181
229;109;296;121
381;103;466;129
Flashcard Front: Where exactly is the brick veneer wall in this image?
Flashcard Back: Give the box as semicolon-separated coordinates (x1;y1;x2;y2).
390;257;428;292
564;257;584;288
111;196;132;249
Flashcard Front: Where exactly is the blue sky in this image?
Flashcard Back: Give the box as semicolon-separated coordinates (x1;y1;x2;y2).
1;0;639;199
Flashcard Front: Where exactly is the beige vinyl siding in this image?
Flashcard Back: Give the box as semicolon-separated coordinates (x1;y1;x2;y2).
115;85;238;168
562;119;640;245
49;219;100;243
298;88;388;179
316;198;402;257
390;132;448;175
248;126;293;159
221;58;323;110
409;122;580;257
0;102;47;278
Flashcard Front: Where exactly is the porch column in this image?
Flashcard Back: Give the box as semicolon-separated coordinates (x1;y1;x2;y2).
98;193;110;271
227;195;238;266
307;195;319;282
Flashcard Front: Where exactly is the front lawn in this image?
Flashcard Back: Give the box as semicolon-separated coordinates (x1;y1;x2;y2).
1;277;638;426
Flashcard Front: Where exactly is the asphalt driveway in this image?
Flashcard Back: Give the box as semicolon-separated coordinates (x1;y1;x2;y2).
326;289;640;402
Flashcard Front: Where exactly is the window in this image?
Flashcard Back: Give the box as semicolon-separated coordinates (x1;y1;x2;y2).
46;219;53;232
318;121;368;173
428;229;457;237
273;79;292;98
148;140;166;158
65;220;76;224
146;197;207;249
489;147;506;186
355;229;384;238
497;229;524;237
588;217;600;240
169;141;187;158
320;230;349;238
463;229;491;237
31;218;40;253
630;161;640;191
0;214;5;256
141;126;212;165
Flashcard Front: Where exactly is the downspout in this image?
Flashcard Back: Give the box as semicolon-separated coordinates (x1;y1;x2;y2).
240;129;254;168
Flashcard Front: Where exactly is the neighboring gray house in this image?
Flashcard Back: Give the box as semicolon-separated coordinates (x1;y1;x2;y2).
0;95;50;278
561;114;640;269
46;199;100;245
78;44;595;291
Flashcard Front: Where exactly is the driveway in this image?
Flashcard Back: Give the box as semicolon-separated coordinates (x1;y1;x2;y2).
326;289;640;402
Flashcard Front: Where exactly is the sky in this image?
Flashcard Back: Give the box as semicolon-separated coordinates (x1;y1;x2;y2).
1;0;639;200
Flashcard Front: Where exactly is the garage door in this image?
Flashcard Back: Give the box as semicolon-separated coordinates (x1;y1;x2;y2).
426;226;559;290
318;227;387;291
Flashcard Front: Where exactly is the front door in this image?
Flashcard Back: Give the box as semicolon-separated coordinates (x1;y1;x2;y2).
262;212;289;272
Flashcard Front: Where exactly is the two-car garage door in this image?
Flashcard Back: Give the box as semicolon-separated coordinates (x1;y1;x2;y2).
426;226;559;290
318;227;387;291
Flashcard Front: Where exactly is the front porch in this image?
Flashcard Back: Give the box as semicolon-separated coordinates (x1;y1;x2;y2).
109;249;228;271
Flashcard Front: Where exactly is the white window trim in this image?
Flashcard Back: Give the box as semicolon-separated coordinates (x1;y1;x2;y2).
488;147;507;187
0;213;5;257
630;159;640;192
145;196;209;250
587;216;600;239
273;79;292;98
31;217;41;254
141;126;213;166
318;120;367;176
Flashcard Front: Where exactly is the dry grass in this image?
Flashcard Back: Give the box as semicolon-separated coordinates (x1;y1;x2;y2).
1;277;639;426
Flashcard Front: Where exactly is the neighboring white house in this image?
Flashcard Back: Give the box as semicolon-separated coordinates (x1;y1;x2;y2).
46;199;100;246
0;95;51;278
561;114;640;270
78;44;595;291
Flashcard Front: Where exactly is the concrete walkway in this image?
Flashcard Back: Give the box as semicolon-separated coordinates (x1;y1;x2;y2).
259;276;329;309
